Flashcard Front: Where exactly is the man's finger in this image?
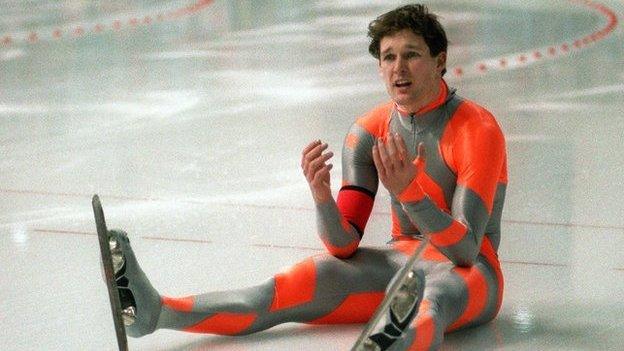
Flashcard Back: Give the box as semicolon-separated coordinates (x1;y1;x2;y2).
307;151;334;175
372;144;387;180
417;142;426;162
302;140;322;156
413;142;426;170
388;133;407;169
385;133;400;168
377;138;393;174
302;142;328;168
394;133;408;164
385;133;397;155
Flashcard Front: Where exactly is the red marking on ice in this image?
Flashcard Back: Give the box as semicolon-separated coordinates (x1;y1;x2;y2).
447;1;617;80
73;26;85;36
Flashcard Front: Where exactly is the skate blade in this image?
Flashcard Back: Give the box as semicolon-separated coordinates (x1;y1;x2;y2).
93;195;129;351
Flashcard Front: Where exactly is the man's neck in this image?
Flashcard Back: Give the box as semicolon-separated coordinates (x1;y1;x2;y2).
396;79;447;116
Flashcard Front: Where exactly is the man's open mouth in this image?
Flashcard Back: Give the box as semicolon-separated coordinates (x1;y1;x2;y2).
394;79;412;88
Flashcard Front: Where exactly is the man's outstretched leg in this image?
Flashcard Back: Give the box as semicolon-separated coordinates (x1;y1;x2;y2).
104;230;407;337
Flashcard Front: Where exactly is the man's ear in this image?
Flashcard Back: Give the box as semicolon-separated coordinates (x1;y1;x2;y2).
436;52;447;74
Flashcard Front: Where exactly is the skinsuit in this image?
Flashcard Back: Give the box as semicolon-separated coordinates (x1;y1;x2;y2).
109;79;508;351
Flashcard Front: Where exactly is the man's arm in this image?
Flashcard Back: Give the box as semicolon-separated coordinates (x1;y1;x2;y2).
374;123;505;266
301;122;378;258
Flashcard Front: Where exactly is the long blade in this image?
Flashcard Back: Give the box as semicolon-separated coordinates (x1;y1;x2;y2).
93;194;129;351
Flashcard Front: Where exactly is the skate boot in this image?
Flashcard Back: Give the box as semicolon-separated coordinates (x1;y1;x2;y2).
359;269;425;351
108;229;162;337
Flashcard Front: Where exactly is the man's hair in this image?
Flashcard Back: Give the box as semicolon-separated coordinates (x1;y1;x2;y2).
367;4;448;74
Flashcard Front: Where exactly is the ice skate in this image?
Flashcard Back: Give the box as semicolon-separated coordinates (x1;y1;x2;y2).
351;236;429;351
358;269;425;351
107;229;162;338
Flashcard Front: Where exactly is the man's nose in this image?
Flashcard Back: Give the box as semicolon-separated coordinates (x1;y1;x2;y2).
393;56;407;73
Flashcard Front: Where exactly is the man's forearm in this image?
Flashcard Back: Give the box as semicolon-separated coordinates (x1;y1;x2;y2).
315;199;361;258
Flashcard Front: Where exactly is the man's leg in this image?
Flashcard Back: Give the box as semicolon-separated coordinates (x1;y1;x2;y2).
107;230;406;337
391;253;503;351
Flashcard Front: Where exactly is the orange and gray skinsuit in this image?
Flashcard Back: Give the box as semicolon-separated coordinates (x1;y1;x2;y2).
117;80;507;351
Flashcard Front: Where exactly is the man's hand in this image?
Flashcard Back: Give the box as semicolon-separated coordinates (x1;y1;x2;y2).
372;133;425;196
301;140;334;203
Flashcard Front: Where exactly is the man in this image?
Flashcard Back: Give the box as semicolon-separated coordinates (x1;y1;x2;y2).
107;4;507;350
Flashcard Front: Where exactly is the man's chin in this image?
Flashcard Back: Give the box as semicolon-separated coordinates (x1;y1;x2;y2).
393;97;415;109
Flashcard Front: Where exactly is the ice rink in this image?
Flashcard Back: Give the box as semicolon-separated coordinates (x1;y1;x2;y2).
1;0;623;350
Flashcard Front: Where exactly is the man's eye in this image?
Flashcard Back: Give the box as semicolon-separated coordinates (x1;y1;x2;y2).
406;52;421;59
383;54;395;61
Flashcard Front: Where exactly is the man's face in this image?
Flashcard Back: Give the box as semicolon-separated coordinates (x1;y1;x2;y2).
378;29;446;113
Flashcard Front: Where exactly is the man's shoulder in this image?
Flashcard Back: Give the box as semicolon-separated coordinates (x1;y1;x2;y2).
354;101;394;137
451;98;500;131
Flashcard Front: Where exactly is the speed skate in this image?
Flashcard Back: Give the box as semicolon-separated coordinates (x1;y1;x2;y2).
93;195;129;351
351;235;429;351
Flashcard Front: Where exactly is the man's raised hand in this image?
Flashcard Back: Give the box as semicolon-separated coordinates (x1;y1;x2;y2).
301;140;334;203
372;133;423;196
